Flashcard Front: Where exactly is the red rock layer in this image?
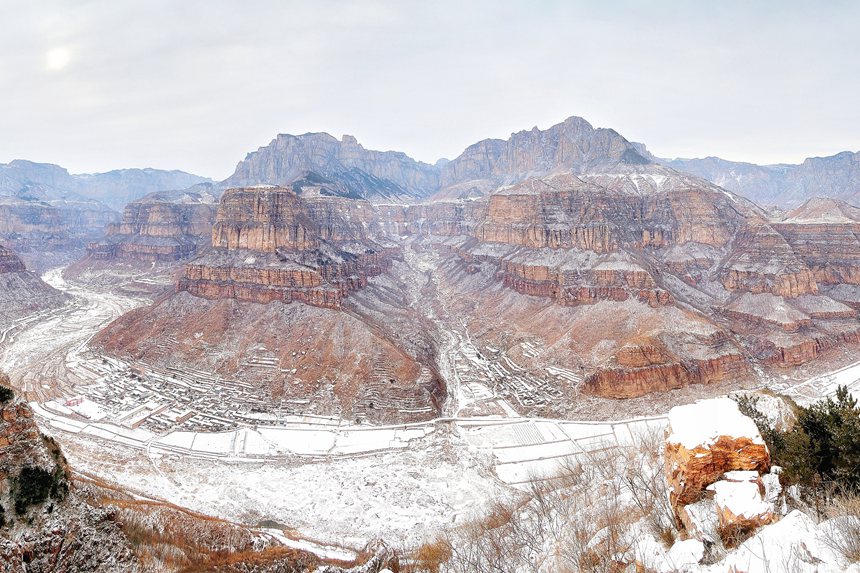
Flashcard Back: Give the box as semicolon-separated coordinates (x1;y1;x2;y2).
500;260;672;307
749;325;860;367
722;309;812;334
179;188;394;310
666;434;770;508
774;222;860;285
584;353;749;399
720;224;818;297
88;241;198;261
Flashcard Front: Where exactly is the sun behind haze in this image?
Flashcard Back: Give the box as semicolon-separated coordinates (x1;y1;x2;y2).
2;0;859;179
45;47;71;71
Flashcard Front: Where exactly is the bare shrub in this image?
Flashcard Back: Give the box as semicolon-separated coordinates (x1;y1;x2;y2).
409;539;452;573
823;488;860;563
435;446;652;572
620;427;677;547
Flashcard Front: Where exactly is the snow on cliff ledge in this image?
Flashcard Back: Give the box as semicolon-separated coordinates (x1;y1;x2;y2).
667;397;765;450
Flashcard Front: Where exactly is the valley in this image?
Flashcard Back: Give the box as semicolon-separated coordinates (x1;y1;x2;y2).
3;115;860;571
4;238;860;553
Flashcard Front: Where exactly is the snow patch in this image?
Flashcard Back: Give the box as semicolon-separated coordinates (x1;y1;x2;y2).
667;398;764;450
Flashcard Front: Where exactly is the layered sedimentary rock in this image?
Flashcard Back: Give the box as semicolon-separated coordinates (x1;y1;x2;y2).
586;354;749;399
223;133;439;201
770;198;860;286
393;168;759;398
92;116;860;413
720;224;818;297
87;187;218;262
178;187;393;309
664;399;770;508
0;197;119;260
414;168;860;396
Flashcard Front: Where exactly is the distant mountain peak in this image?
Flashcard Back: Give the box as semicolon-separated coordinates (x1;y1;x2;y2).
663;150;860;208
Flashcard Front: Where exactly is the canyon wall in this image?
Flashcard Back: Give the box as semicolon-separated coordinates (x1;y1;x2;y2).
87;190;218;262
178;187;395;310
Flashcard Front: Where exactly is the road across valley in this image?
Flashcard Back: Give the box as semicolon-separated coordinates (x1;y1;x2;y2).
5;263;860;548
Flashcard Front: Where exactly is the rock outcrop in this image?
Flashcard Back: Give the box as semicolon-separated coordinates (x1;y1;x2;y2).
586;353;749;399
719;224;819;297
87;186;218;262
664;398;770;509
223;133;439;201
178;187;394;309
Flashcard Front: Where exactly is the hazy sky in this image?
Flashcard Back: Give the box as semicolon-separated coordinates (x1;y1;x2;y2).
2;0;858;179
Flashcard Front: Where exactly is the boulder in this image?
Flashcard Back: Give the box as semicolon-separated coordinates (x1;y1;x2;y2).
665;398;770;508
711;471;777;536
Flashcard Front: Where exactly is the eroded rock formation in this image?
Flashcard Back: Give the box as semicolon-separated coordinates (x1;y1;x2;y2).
178;187;394;309
87;187;218;262
92;117;860;415
664;398;770;508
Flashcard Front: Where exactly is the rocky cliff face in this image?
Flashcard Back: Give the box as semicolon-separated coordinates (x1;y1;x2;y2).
660;150;860;208
179;187;393;309
223;133;439;201
91;116;860;409
87;187;218;262
438;115;649;192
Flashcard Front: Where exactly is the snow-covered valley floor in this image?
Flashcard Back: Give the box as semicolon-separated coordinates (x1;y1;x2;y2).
5;262;860;555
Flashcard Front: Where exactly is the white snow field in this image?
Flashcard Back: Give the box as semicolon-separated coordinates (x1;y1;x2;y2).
4;263;860;561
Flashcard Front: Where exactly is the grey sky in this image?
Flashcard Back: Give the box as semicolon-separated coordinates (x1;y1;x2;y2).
2;0;858;179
